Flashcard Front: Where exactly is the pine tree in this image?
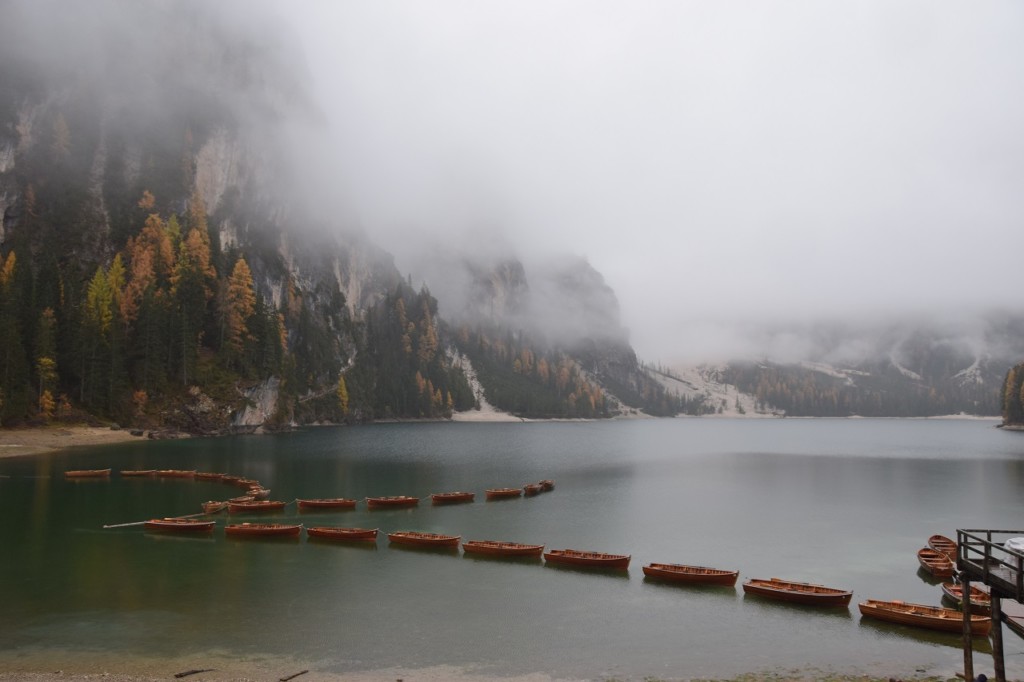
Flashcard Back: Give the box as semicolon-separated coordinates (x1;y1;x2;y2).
223;257;256;367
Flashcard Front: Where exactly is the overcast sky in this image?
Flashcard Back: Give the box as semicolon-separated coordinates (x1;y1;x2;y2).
284;1;1024;361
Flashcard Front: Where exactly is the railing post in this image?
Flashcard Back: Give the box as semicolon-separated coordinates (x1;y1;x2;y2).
992;592;1005;682
962;575;974;682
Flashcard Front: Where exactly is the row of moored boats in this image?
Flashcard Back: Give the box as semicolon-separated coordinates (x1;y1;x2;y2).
74;467;990;636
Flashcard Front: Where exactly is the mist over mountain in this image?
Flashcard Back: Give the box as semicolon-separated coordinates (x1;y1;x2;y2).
661;313;1024;417
0;0;686;428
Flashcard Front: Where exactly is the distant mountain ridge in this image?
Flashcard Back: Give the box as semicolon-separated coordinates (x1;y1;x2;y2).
666;315;1024;417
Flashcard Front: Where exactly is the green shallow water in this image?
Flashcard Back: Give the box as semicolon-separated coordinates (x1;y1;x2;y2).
2;418;1024;680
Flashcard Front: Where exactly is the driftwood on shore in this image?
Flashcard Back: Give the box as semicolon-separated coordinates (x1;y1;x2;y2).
174;669;214;679
279;671;308;682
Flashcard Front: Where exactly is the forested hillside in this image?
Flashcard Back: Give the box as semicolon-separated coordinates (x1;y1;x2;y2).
0;0;481;429
0;0;679;429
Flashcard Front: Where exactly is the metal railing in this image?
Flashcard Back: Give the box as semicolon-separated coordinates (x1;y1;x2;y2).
957;529;1024;600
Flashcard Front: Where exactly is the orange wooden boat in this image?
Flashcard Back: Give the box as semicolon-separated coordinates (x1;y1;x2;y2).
463;540;544;556
120;469;156;477
225;522;302;537
539;479;555;491
221;475;242;485
233;478;261;488
202;501;229;514
485;488;522;499
941;582;991;615
228;495;255;503
65;468;111;478
918;548;955;577
297;498;358;510
742;577;852;606
430;491;475;505
643;563;739;586
366;496;419;508
523;483;542;497
859;599;991;636
195;472;226;481
306;526;379;542
228;500;287;513
144;518;216;533
157;469;196;478
247;487;271;500
387;531;461;547
544;549;630;569
928;534;957;561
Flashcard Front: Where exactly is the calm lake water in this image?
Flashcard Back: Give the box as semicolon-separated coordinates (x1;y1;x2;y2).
3;418;1024;680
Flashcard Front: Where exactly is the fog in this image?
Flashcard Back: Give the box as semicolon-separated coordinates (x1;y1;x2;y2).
10;1;1021;364
278;1;1024;362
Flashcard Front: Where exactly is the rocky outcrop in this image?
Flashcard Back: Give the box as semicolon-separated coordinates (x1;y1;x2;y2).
232;377;281;430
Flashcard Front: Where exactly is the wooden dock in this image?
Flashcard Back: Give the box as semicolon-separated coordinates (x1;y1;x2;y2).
956;529;1024;682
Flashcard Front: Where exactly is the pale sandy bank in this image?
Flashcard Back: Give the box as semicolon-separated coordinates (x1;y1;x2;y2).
0;425;144;459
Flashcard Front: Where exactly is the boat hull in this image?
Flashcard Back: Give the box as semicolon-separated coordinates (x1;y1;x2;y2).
431;492;475;505
297;498;358;510
228;500;286;513
226;523;302;537
485;488;522;499
928;534;957;561
918;548;955;577
544;549;630;570
202;501;228;514
643;563;739;586
65;469;111;478
306;526;378;542
463;540;544;556
742;578;852;606
120;470;156;477
388;532;460;547
157;470;196;478
144;519;216;533
859;599;990;636
940;582;992;615
366;496;419;508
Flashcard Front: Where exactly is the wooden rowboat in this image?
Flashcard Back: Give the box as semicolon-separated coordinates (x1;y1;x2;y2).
297;498;358;510
306;526;378;542
233;478;261;488
65;469;111;478
144;518;216;533
430;491;475;505
120;469;156;477
742;577;852;606
195;472;226;481
941;582;991;615
485;488;522;499
523;483;542;497
221;475;242;485
157;469;196;478
228;495;255;504
643;563;739;586
928;534;957;561
463;540;544;557
228;500;287;513
247;487;271;500
225;522;302;537
539;479;555;491
918;548;955;578
366;496;419;508
544;549;631;570
387;531;461;547
859;599;991;636
202;501;229;514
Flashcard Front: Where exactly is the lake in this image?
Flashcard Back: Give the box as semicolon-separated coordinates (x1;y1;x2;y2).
2;418;1024;680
